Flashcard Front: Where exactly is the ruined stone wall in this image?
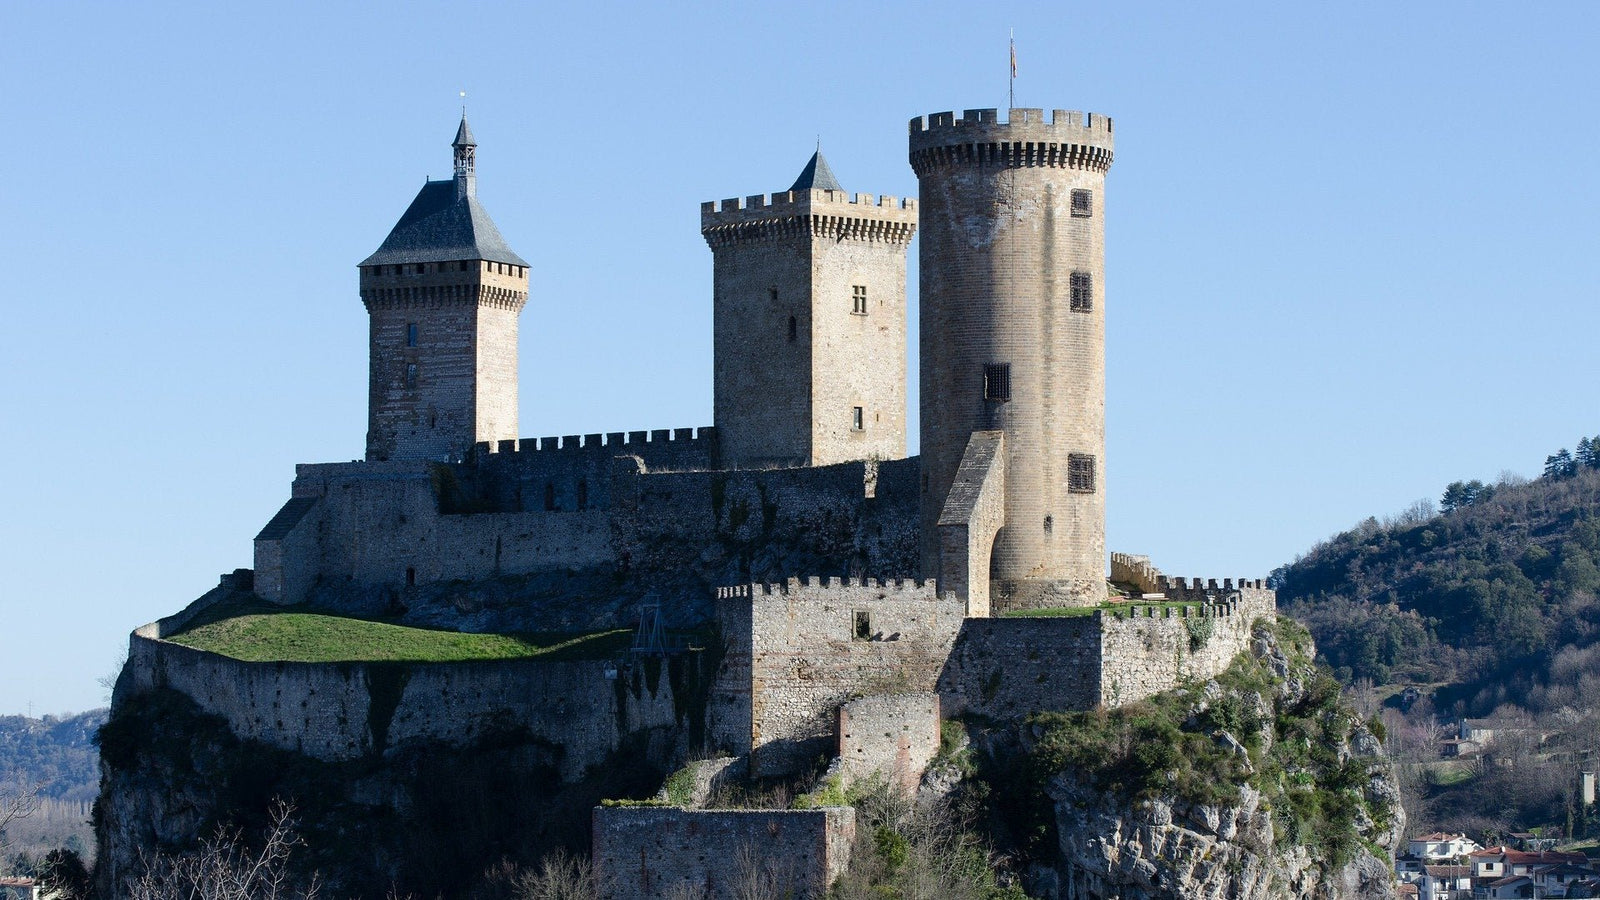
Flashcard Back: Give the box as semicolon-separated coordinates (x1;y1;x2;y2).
717;579;964;777
121;629;703;782
592;806;854;900
837;692;940;794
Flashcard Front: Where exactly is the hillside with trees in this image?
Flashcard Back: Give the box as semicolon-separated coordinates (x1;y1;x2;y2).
1273;434;1600;835
0;709;105;868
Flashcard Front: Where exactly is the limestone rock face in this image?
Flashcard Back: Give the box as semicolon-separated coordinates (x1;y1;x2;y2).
1033;627;1403;900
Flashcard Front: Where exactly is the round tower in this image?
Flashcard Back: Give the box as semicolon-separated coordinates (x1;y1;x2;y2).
911;107;1114;610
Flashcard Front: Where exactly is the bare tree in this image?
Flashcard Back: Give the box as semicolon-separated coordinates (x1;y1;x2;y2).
0;782;42;868
126;798;323;900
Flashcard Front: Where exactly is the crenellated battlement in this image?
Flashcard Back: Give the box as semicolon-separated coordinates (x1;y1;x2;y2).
716;576;941;600
700;189;918;248
908;107;1114;176
470;426;716;460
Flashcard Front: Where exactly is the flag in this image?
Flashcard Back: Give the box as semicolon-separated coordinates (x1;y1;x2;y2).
1010;38;1017;79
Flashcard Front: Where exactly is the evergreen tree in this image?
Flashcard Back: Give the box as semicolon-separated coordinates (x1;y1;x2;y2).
1578;436;1600;470
1545;449;1576;480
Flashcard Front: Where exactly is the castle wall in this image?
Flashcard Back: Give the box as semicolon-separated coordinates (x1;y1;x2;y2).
717;579;964;777
122;629;700;782
937;616;1103;719
293;460;613;589
912;109;1113;608
1097;585;1275;706
469;428;718;513
592;805;854;900
837;692;940;795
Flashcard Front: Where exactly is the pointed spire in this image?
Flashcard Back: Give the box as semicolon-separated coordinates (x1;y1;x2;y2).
453;113;476;149
788;149;843;193
452;114;476;197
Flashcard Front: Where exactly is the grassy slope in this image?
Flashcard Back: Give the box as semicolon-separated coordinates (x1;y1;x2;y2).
168;609;631;663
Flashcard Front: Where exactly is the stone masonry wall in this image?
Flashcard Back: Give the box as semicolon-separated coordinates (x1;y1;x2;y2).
122;626;702;782
837;692;940;795
937;616;1103;719
717;579;964;777
592;805;855;900
1098;585;1275;707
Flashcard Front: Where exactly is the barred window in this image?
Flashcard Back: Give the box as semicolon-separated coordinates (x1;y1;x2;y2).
983;364;1011;401
1070;189;1093;217
851;284;868;315
1068;454;1097;493
1070;271;1093;312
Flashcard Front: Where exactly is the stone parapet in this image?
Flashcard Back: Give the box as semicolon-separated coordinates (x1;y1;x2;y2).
700;189;917;248
908;107;1114;175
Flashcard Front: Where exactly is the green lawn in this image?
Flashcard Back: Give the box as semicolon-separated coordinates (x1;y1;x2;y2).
169;609;632;663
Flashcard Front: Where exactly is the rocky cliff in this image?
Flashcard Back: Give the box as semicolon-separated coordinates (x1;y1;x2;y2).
1017;620;1401;899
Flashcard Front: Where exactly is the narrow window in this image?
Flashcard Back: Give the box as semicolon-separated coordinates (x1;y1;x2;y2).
769;288;779;302
852;406;864;430
853;610;872;641
983;364;1011;401
1068;454;1097;493
459;260;469;272
1043;515;1053;534
406;567;416;586
577;479;589;510
1070;272;1093;312
405;323;418;347
404;363;418;390
787;315;797;342
851;284;868;315
416;263;427;275
543;481;556;511
1070;189;1093;217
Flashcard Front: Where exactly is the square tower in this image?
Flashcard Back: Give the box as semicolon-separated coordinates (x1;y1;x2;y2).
359;116;529;462
702;153;918;469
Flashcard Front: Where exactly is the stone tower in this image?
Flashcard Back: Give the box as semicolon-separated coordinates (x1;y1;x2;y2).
702;152;918;469
911;108;1115;609
359;115;530;462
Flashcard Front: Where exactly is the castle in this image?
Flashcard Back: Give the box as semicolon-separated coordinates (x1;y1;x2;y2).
112;104;1279;899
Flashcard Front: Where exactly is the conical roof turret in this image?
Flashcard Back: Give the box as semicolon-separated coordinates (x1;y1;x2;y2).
788;150;843;193
453;113;476;148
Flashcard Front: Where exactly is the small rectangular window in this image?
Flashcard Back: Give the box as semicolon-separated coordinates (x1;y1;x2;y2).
460;260;469;272
416;263;427;275
787;315;798;342
543;481;556;511
851;285;868;315
1070;189;1093;217
983;364;1010;402
1068;454;1097;493
1070;271;1094;312
576;479;589;510
853;610;872;641
405;323;418;347
770;288;779;302
404;363;418;390
852;406;864;430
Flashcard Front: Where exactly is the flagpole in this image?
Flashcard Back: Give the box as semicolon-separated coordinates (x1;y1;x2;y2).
1009;29;1015;110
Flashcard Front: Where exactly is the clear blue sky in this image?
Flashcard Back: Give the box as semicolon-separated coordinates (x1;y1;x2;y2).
3;2;1596;715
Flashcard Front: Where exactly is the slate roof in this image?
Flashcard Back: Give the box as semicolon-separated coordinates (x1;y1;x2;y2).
361;179;528;267
454;115;476;147
788;150;843;193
